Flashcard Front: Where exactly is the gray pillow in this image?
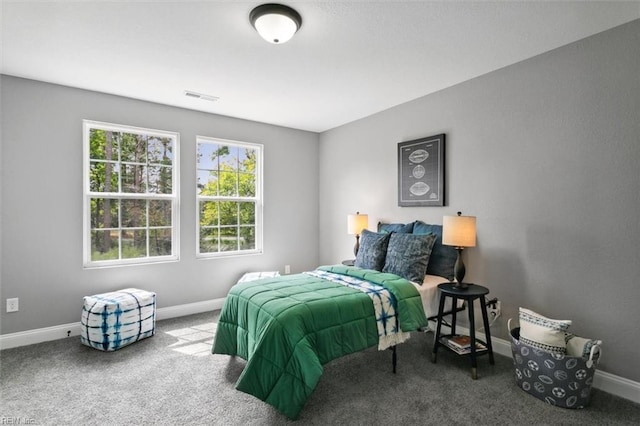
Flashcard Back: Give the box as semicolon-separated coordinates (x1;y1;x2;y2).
412;220;457;281
382;233;437;283
377;221;414;234
354;229;391;271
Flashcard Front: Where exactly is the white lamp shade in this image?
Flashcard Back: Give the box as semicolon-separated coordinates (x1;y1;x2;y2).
253;12;299;44
442;215;476;248
347;213;369;235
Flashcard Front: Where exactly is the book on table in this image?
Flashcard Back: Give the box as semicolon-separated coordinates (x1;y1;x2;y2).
448;335;471;349
441;336;486;354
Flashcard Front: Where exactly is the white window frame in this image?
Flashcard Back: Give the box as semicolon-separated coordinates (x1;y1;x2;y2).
196;136;263;259
83;120;180;268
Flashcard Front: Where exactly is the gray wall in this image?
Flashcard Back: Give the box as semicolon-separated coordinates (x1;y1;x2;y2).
0;76;320;334
319;20;639;382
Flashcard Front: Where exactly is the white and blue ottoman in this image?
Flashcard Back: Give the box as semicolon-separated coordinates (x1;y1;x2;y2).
81;288;156;351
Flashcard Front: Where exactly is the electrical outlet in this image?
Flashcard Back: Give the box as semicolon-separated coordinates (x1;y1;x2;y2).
6;298;19;313
284;265;291;274
488;300;501;320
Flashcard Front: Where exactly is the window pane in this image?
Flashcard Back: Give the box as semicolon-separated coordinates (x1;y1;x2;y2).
219;202;238;225
91;230;119;260
148;137;173;165
218;171;238;196
238;173;255;197
197;143;220;171
220;227;238;252
219;145;237;170
121;133;147;163
200;228;219;253
200;201;219;226
149;200;172;227
90;162;119;192
148;165;172;194
121;200;147;228
197;170;218;196
89;129;106;160
239;202;255;225
240;226;255;250
122;164;147;193
90;198;119;229
150;228;172;256
89;129;119;161
122;230;147;258
238;147;256;173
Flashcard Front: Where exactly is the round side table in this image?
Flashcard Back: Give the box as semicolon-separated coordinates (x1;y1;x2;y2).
431;282;495;379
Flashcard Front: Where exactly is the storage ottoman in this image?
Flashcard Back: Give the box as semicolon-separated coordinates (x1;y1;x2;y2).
81;288;156;351
510;327;598;408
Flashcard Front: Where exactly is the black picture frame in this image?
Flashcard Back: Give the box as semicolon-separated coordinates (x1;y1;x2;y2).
398;134;445;207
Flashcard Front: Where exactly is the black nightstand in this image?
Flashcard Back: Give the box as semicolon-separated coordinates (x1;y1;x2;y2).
431;282;495;379
341;259;355;266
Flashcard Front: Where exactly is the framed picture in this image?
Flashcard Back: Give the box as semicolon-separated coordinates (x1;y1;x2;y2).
398;134;445;207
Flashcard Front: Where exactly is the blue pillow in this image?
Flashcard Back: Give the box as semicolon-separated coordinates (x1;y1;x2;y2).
354;229;391;271
382;233;437;283
377;221;414;234
413;221;457;281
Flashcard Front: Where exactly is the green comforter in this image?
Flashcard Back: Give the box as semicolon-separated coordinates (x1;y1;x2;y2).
212;265;427;419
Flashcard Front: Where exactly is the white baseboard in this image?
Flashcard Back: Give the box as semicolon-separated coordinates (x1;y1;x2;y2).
592;369;640;403
0;321;83;350
0;297;225;351
2;303;638;404
155;298;225;321
427;322;640;405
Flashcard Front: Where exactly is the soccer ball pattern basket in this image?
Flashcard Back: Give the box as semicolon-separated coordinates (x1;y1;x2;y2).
510;326;599;408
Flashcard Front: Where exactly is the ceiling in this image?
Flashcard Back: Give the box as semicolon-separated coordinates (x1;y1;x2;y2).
2;1;639;133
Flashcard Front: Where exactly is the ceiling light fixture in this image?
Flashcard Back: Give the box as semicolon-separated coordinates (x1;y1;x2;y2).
250;3;302;44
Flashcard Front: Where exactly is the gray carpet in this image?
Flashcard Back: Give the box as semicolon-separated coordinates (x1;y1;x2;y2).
1;311;638;425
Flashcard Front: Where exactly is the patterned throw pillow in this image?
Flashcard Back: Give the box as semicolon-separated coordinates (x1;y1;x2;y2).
354;229;391;271
519;307;572;354
382;233;437;283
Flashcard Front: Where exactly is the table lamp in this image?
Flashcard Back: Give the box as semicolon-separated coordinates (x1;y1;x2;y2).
347;212;369;256
442;212;476;289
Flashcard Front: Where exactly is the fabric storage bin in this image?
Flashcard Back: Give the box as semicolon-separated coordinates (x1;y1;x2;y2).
510;326;599;408
81;288;156;351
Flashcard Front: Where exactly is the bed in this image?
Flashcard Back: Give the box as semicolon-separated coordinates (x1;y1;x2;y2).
212;220;458;419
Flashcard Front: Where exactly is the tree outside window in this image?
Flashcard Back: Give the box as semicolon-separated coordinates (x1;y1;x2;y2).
197;137;262;257
84;121;179;267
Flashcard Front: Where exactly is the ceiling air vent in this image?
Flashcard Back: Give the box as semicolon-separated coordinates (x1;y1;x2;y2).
184;90;219;102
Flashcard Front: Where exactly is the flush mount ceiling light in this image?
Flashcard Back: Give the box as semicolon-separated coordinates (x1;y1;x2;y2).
250;3;302;44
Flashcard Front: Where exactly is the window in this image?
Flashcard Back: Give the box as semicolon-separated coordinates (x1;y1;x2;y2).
196;136;262;257
83;120;179;267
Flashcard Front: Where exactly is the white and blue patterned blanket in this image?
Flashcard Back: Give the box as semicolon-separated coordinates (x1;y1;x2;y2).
305;270;411;350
